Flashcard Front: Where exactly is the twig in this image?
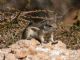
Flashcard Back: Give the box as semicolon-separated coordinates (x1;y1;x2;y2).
25;16;55;20
21;9;55;15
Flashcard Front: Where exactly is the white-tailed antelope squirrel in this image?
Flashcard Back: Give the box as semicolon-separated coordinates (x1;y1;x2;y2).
22;20;58;44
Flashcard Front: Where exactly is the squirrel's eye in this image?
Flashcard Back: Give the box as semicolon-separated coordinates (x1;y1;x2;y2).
48;25;52;27
44;25;52;29
46;24;52;27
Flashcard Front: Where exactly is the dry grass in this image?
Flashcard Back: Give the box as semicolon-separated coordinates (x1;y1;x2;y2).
0;9;80;50
54;10;80;49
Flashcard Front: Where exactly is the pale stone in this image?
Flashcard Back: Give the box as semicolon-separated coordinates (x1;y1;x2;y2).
15;49;28;59
37;52;51;60
0;39;79;60
0;53;4;60
30;38;40;47
5;53;17;60
1;48;11;54
54;41;66;49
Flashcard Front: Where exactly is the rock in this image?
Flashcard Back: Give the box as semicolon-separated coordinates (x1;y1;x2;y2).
0;39;80;60
9;43;21;49
30;38;40;47
41;42;54;50
26;55;39;60
28;46;37;55
0;53;4;60
5;53;17;60
15;48;28;59
1;48;11;54
36;52;51;60
55;56;63;60
54;41;66;49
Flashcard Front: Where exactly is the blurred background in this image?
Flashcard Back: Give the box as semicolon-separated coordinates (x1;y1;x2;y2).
0;0;80;14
